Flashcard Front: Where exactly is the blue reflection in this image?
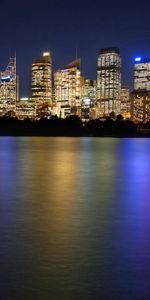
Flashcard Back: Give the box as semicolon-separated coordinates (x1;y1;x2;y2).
113;138;150;298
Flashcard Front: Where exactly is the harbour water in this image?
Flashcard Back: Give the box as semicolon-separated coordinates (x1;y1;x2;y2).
0;137;150;300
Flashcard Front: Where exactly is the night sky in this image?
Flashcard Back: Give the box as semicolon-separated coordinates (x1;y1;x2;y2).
0;0;150;96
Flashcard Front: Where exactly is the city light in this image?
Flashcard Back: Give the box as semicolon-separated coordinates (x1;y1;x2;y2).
0;50;149;123
135;57;142;62
1;75;11;81
20;98;29;101
43;52;50;57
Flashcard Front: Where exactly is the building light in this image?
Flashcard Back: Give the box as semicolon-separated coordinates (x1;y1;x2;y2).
43;52;50;57
1;75;11;81
20;97;29;101
135;57;142;62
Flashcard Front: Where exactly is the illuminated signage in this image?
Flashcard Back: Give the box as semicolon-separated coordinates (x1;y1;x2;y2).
1;75;11;82
135;57;142;62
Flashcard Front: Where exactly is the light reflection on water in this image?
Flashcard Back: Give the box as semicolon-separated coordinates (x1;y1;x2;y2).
0;137;150;300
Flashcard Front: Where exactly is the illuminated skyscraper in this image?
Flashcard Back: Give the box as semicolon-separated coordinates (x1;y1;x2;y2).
97;47;121;116
31;52;52;106
132;57;150;122
80;77;96;121
0;56;18;115
81;77;96;102
120;86;130;117
54;59;81;117
134;57;150;90
131;90;150;123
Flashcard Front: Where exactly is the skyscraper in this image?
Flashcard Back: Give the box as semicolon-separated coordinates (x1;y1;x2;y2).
31;52;52;107
81;77;96;102
54;59;81;118
131;90;150;123
97;47;121;116
134;57;150;91
80;77;96;121
0;56;18;116
120;86;130;117
132;57;150;122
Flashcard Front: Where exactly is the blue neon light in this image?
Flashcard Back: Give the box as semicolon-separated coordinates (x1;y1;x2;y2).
1;76;11;80
135;57;142;62
1;75;11;82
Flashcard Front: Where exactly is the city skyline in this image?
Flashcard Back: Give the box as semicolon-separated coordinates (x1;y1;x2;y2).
0;50;150;122
0;0;150;96
0;3;150;300
0;48;149;98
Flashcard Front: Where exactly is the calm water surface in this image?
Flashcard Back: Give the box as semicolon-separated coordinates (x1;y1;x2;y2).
0;137;150;300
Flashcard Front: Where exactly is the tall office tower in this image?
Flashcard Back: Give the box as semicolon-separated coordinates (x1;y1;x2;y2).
131;90;150;123
134;57;150;90
132;57;150;122
0;56;18;116
80;77;96;121
31;52;52;107
54;59;81;118
97;47;121;116
81;77;96;102
120;86;130;117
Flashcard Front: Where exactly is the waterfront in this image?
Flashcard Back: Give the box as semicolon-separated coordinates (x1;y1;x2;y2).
0;137;150;300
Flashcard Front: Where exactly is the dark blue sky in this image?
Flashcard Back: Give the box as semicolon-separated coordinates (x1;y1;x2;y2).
0;0;150;96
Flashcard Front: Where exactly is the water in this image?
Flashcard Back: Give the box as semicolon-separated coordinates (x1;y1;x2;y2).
0;137;150;300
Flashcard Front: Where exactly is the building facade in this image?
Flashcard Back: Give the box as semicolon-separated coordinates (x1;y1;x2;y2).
134;57;150;91
0;56;18;116
132;57;150;122
131;90;150;123
81;77;96;102
54;59;81;118
80;77;96;120
97;47;121;116
31;52;52;107
16;98;36;120
120;86;130;117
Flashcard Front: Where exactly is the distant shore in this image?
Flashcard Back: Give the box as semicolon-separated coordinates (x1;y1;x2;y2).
0;116;149;138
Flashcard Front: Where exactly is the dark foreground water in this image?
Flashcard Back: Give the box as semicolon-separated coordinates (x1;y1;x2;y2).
0;137;150;300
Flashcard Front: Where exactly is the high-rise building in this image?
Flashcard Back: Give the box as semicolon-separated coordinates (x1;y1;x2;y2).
81;77;96;102
131;90;150;123
31;52;52;107
54;59;81;118
80;77;96;120
134;57;150;91
120;86;130;117
0;56;18;116
97;47;121;116
132;57;150;122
